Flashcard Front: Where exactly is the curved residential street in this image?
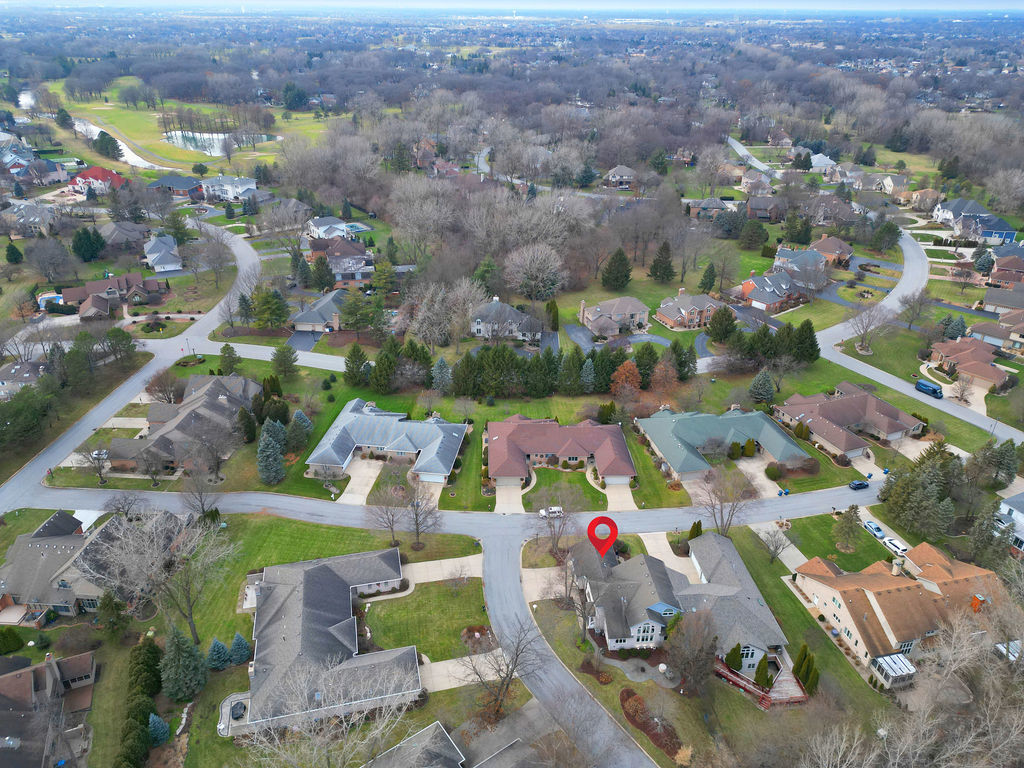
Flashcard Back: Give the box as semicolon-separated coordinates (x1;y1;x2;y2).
0;212;1011;767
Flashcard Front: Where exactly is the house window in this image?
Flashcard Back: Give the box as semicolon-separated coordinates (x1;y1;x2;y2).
832;613;842;625
567;456;578;462
843;628;852;640
831;596;841;609
81;599;99;610
899;641;914;655
740;646;755;660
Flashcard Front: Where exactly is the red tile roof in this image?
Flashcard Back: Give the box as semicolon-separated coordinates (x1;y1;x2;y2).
74;166;127;189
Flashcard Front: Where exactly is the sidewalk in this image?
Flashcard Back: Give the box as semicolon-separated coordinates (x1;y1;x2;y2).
419;649;502;692
637;532;701;582
748;521;806;571
364;553;484;603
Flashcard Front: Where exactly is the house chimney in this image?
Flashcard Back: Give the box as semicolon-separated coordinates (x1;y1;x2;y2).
891;558;902;577
750;270;756;278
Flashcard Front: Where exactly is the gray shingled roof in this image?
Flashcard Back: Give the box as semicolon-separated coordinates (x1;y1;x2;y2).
32;511;81;539
251;550;421;724
307;398;467;477
637;409;808;475
292;289;347;326
471;299;542;334
363;721;464;768
144;234;181;269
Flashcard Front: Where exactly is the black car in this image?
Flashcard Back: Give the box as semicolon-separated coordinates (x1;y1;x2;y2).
230;701;247;720
848;480;869;490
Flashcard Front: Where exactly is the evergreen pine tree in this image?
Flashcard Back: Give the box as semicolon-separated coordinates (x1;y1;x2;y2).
229;632;252;665
738;220;768;250
805;667;819;695
792;319;820;363
256;424;286;485
311;255;335;291
793;643;809;676
206;638;230;670
224;203;235;220
697;262;716;293
12;180;24;197
5;242;22;264
580;358;595;394
633;343;659;389
297;257;313;288
237;294;255;326
293;409;314;436
687;520;702;539
285;417;309;453
601;247;632;290
343;343;369;386
431;357;452;394
946;315;967;339
833;504;862;550
707;305;736;343
271;344;299;379
754;655;770;687
749;368;775;403
219;343;241;374
369;350;396;394
648;241;676;283
237;407;256;443
160;625;208;702
724;643;743;671
149;712;170;747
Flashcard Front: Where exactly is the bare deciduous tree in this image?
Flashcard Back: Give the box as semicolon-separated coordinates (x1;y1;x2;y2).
694;466;749;535
898;289;930;330
848;303;893;353
102;491;144;519
77;444;109;485
762;526;792;563
182;471;223;522
663;610;718;696
146;367;184;403
503;243;567;310
458;618;542;717
366;465;407;546
407;480;440;550
952;376;972;402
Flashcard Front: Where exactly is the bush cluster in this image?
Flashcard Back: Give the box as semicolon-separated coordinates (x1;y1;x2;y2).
114;637;164;768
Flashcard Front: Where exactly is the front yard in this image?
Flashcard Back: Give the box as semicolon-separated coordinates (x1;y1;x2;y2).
162;268;237;314
522;468;608;513
364;579;488;662
841;327;927;384
625;428;691;508
784;513;891;571
782;442;864;494
773;299;849;330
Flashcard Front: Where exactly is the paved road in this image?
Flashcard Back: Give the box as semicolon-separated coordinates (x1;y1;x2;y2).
727;136;780;179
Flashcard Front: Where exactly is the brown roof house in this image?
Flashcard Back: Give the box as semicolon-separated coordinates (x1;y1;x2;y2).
60;272;169;319
108;374;262;473
774;382;924;459
578;297;649;338
0;651;96;768
655;289;725;329
969;306;1024;357
485;415;635;487
746;196;785;223
930;337;1008;389
812;234;854;265
910;188;942;212
794;544;1002;688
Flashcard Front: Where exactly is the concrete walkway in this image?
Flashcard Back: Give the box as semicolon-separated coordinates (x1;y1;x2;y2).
637;532;700;582
420;649;502;692
364;553;484;603
336;457;384;505
735;454;781;498
495;484;526;514
522;566;562;602
749;521;806;571
603;483;637;511
101;417;148;430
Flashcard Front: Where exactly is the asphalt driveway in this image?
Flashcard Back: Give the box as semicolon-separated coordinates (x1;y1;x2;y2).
287;330;322;351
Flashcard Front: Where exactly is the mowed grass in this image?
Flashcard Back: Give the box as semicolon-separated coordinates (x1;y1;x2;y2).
925;278;984;307
521;533;647;568
164;268;236;314
364;579;487;661
783;443;864;493
785;513;890;571
522;468;608;513
183;665;250;768
773;299;850;330
190;514;480;652
625;428;691;508
841;326;927;383
730;527;886;722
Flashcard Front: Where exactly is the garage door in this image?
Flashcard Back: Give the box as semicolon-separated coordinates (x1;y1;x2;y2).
604;475;629;485
495;476;521;487
751;301;766;311
417;473;446;484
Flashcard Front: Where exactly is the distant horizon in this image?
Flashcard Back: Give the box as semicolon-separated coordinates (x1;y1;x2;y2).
10;2;1024;16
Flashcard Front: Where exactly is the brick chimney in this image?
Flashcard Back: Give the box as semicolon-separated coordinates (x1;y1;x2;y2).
891;558;902;577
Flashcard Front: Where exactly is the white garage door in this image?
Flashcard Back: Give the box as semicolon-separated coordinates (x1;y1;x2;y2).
604;475;629;486
751;301;767;311
418;473;447;484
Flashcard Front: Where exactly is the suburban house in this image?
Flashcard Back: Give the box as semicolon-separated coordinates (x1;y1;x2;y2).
271;197;313;220
969;308;1024;356
637;408;808;480
201;175;257;201
147;174;202;199
747;196;785;223
774;382;924;459
811;234;854;265
809;153;836;172
235;550;421;734
14;158;68;187
309;236;370;262
0;651;96;768
578;297;649;337
291;290;354;333
741;169;771;192
737;270;802;313
809;194;858;228
108;374;262;472
363;722;465;768
485;415;635;486
0;359;47;400
957;213;1018;245
933;197;989;226
70;166;126;195
794;544;1001;688
996;491;1024;556
825;162;864;185
60;273;169;319
930;337;1009;389
720;163;745;185
1;200;56;235
988;244;1024;288
470;297;543;342
0;510;186;620
773;246;829;277
143;234;182;273
768;127;792;147
690;197;728;221
307;398;467;484
603;165;636;189
655;289;724;329
567;533;786;674
306;216;354;239
98;220;148;249
984;284;1024;314
909;188;942;212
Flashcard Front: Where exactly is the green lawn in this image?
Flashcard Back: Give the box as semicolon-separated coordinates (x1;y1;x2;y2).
625;428;690;508
86;637;135;768
785;513;890;571
522;533;647;568
841;327;927;383
164;268;237;314
79;426;141;451
190;514;479;651
0;509;55;564
126;318;196;339
208;323;288;347
364;579;488;661
925;278;984;307
773;299;849;330
114;402;151;418
924;248;960;260
0;353;152;486
783;442;864;493
522;468;608;513
730;527;886;722
45;467;178;490
183;665;249;768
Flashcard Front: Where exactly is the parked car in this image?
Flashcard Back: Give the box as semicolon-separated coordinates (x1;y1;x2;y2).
538;506;563;518
91;449;109;460
863;520;885;539
883;537;909;557
230;701;246;720
915;380;943;399
848;480;869;490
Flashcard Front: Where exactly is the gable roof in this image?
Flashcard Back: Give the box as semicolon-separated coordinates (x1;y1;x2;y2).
307;398;467;477
363;721;464;768
98;220;147;245
775;381;923;452
74;166;126;188
584;296;649;318
32;511;82;539
657;291;723;320
292;289;347;326
144;234;180;268
471;299;542;334
814;235;854;257
637;409;807;475
147;174;201;191
251;549;420;724
487;416;635;479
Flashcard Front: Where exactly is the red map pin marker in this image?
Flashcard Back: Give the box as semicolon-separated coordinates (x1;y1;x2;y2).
587;516;618;557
